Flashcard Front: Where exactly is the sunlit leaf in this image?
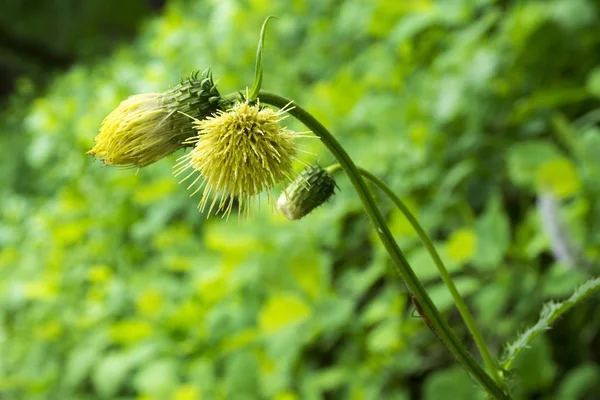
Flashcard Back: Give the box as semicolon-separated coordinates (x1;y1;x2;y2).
259;293;311;334
446;228;477;264
535;157;581;198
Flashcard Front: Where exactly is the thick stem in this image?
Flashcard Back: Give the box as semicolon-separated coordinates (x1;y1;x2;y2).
258;91;510;399
327;163;502;385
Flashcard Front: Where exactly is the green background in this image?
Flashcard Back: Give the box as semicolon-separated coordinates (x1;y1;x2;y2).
2;0;600;399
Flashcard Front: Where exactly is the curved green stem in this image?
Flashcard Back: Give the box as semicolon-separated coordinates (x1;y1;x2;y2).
327;163;502;385
258;90;510;400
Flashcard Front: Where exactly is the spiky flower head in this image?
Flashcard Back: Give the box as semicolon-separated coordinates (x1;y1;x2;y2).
175;99;305;217
277;165;337;220
88;70;222;168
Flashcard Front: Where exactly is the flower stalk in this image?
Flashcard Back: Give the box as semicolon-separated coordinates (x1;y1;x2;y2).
326;163;503;387
257;90;510;400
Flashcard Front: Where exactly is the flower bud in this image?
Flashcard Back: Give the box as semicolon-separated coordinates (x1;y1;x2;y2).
277;165;336;220
88;70;222;168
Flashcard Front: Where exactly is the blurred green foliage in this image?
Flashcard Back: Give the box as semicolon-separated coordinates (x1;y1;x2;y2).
2;0;600;399
0;0;157;64
0;0;160;97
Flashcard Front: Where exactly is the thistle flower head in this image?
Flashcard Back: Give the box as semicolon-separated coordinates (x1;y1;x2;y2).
175;100;306;218
88;93;170;167
88;70;222;168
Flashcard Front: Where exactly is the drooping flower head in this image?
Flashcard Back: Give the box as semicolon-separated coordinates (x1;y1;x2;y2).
175;99;306;218
88;70;222;168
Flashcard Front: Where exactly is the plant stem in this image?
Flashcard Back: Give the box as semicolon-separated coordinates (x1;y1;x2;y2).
327;163;503;385
258;90;510;400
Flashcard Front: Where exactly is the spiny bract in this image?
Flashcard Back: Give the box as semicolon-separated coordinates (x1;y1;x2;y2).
175;100;305;218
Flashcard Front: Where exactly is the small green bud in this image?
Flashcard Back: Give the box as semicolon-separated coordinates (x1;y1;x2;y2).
165;70;224;139
277;165;337;220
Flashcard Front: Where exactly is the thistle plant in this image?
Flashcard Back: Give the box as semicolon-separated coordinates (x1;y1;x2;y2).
87;17;600;400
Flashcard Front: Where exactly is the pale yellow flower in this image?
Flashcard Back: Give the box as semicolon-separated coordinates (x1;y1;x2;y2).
175;100;307;218
88;71;222;168
277;165;336;220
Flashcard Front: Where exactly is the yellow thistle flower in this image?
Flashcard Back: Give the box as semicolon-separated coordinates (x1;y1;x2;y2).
175;100;307;218
88;71;222;168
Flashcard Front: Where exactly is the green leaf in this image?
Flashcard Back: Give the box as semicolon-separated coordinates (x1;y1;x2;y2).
427;277;479;312
92;352;138;398
367;319;401;353
225;352;259;397
290;252;324;300
507;141;561;187
501;277;600;371
473;282;510;328
474;193;510;269
259;293;311;334
313;367;348;391
64;334;107;389
423;366;486;400
92;345;157;398
586;67;600;98
314;296;353;332
556;364;600;400
133;358;178;397
535;157;581;198
446;228;477;264
249;16;277;100
542;263;588;298
408;243;461;281
511;336;556;395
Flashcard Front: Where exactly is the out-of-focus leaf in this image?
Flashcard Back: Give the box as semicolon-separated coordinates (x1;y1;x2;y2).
259;293;311;334
423;366;486;400
507;141;561;187
92;346;155;398
134;358;178;397
64;334;108;389
511;337;557;395
446;228;477;264
427;277;480;312
535;157;581;198
225;352;259;397
475;194;509;269
367;319;402;353
408;243;461;281
556;364;600;400
586;67;600;98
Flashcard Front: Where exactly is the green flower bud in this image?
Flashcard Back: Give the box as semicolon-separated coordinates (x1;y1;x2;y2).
277;165;337;220
88;69;223;168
